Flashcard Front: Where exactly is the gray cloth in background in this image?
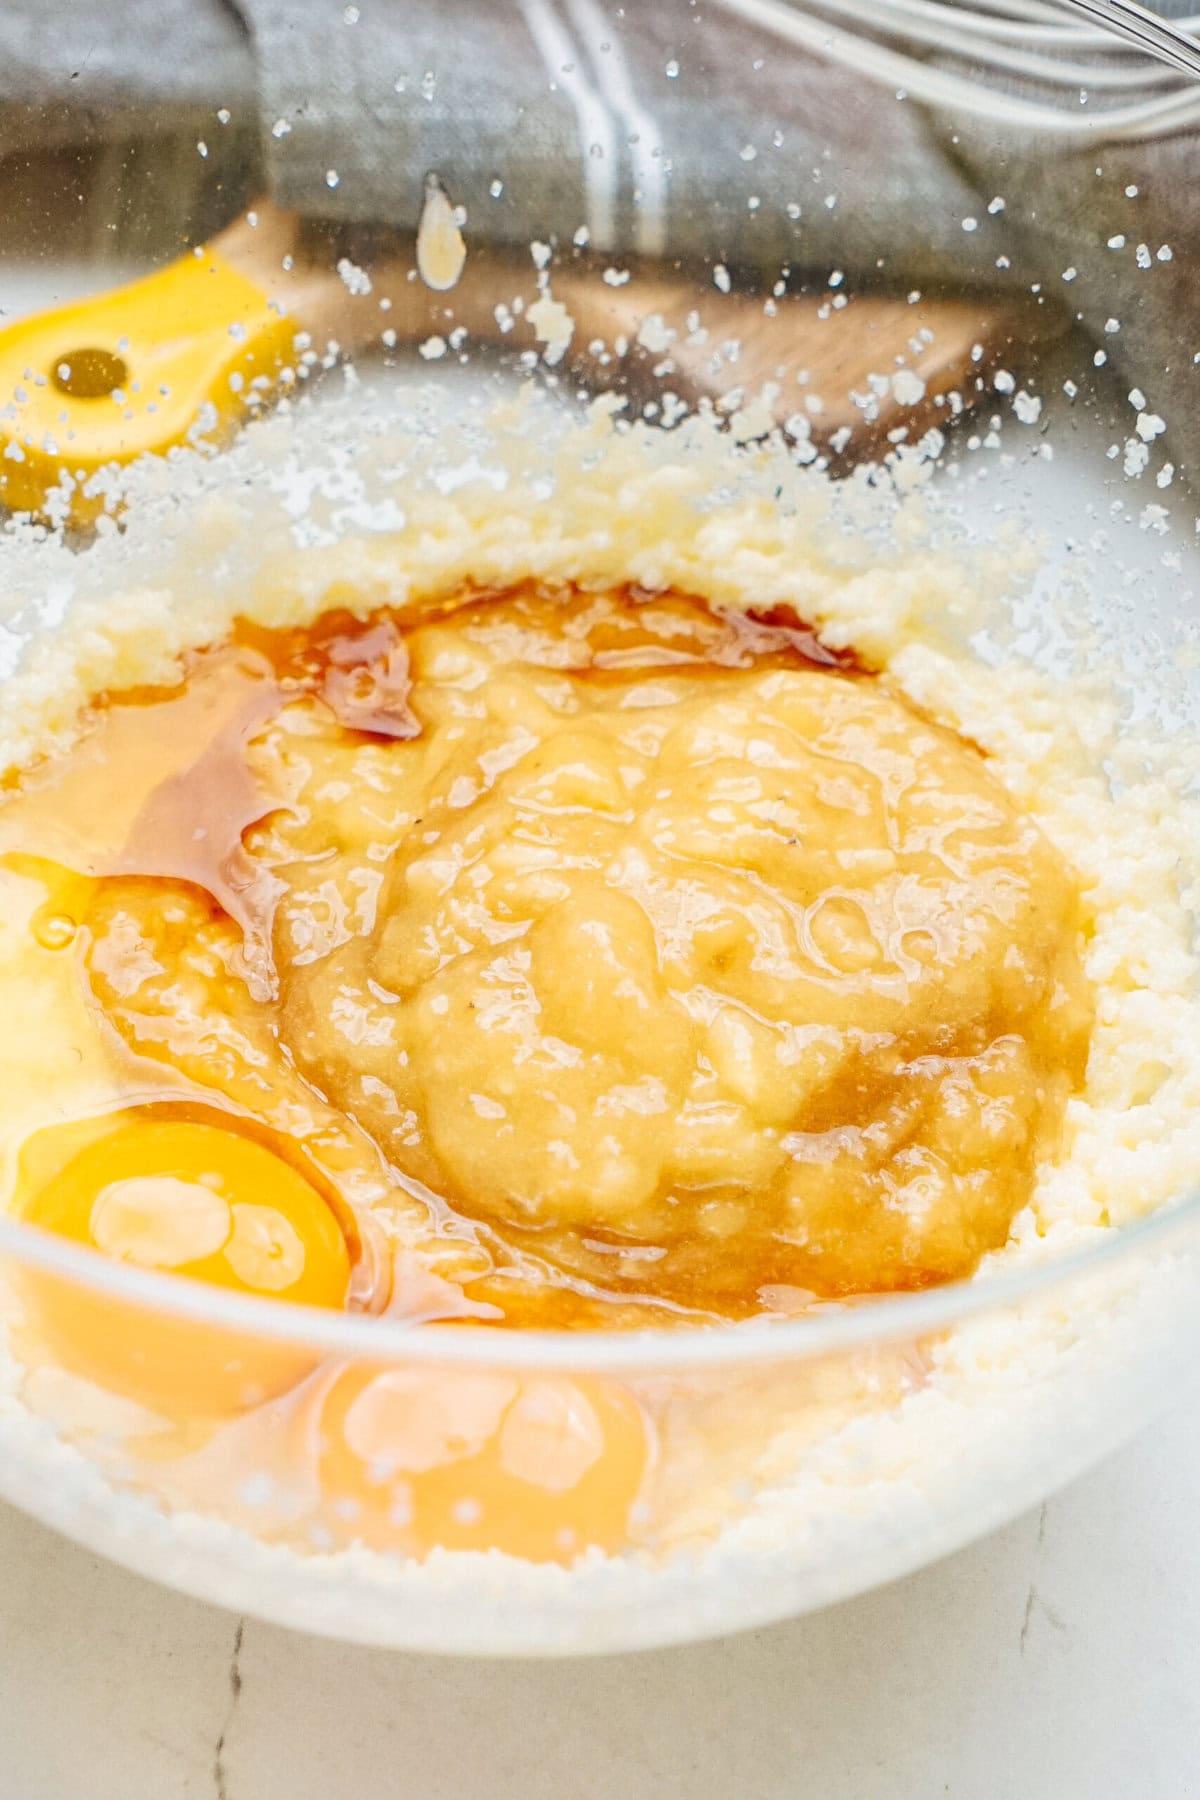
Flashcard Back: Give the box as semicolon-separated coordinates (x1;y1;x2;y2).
0;0;253;157
240;0;985;290
1;2;1198;469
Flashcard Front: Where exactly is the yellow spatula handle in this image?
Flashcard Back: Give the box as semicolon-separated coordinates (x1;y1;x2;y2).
0;247;297;513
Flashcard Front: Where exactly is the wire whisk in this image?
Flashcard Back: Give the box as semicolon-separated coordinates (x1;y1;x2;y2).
709;0;1200;138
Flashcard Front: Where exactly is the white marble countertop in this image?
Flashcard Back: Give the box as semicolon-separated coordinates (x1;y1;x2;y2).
1;1410;1197;1800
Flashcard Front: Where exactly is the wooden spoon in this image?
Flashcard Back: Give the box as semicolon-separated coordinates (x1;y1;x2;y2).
0;198;1061;514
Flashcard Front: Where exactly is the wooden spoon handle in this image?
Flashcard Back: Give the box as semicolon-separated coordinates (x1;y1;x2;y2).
0;198;1060;513
234;206;1057;454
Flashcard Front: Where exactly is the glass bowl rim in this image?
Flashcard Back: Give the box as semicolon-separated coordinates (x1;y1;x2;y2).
0;1185;1194;1373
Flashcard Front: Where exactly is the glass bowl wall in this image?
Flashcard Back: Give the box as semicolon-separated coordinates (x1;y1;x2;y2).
0;22;1197;1652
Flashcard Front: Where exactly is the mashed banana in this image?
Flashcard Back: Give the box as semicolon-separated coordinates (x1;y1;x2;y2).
255;587;1091;1309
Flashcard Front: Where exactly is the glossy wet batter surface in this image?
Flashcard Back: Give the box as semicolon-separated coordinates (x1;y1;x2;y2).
2;585;1093;1326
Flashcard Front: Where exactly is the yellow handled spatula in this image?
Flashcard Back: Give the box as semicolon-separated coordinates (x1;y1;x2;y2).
0;198;1060;515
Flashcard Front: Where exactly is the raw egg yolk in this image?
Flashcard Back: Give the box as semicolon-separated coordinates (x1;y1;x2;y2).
18;1118;351;1417
311;1366;652;1563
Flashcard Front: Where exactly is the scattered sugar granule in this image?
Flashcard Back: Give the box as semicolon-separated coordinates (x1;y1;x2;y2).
635;315;677;355
336;258;372;297
528;294;575;367
891;369;926;407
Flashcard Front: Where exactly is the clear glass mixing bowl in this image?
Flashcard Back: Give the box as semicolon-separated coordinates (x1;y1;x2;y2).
3;1198;1200;1652
0;4;1198;1653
